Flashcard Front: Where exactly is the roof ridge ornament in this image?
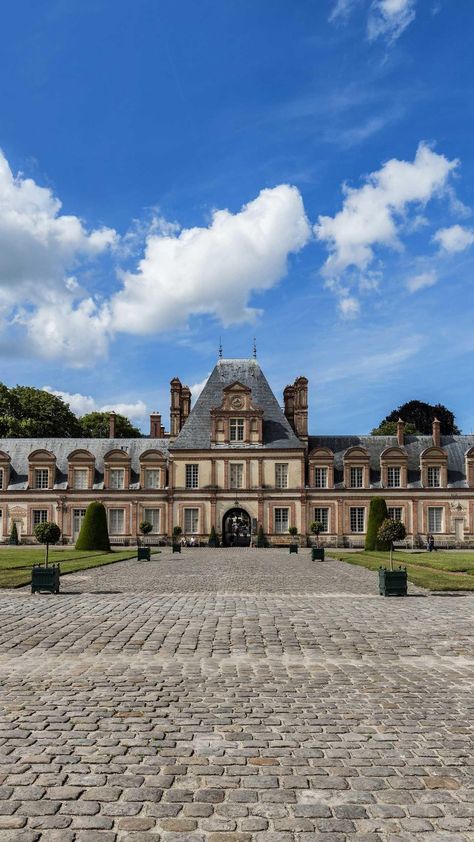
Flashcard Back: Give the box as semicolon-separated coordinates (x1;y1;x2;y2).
218;337;223;359
253;337;257;358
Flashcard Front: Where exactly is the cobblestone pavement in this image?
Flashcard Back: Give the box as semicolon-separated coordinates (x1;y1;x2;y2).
0;551;472;841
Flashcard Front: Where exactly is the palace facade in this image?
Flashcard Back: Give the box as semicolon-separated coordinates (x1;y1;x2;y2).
1;357;474;547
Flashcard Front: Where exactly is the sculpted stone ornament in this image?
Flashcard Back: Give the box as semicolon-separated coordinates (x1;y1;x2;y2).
231;396;244;409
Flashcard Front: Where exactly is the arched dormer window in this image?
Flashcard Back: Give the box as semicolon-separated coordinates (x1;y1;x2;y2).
420;446;448;489
104;449;131;490
343;446;370;489
380;446;408;489
0;451;11;491
28;450;56;490
465;447;474;488
139;450;167;489
67;449;95;490
308;447;334;489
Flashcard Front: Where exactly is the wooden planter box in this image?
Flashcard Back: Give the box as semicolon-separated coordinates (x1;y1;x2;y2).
137;547;151;561
312;547;325;561
31;564;60;594
289;544;298;554
379;567;407;597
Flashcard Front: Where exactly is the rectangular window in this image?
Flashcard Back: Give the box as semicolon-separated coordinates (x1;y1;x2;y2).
145;469;161;489
33;509;48;526
428;506;443;533
184;508;199;534
73;469;88;490
314;507;329;532
427;466;441;487
274;507;289;533
109;509;125;534
35;469;49;490
350;466;363;488
185;464;199;488
229;418;244;442
0;470;3;490
144;508;160;533
314;467;328;488
388;507;403;522
73;508;87;536
229;463;243;489
275;463;288;489
109;468;125;490
350;507;365;532
387;466;401;488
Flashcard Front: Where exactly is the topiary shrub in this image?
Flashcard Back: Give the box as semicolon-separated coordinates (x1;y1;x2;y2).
139;521;153;535
34;521;61;566
256;524;267;548
9;521;19;545
378;518;407;568
365;498;389;551
208;525;219;547
75;502;111;552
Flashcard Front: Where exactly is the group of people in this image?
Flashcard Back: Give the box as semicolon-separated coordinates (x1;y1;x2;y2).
180;536;198;547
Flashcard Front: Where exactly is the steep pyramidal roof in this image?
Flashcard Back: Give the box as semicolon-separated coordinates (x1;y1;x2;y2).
171;359;304;450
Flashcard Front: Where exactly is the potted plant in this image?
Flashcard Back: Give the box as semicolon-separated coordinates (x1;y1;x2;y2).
310;520;325;561
9;522;19;546
288;525;298;554
32;522;61;594
208;525;219;548
138;520;152;560
172;525;182;553
377;518;408;596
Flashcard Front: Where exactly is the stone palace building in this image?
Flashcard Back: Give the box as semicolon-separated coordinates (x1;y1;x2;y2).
1;357;473;546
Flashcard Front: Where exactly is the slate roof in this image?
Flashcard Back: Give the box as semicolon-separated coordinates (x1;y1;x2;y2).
308;434;474;488
171;359;305;451
0;438;169;491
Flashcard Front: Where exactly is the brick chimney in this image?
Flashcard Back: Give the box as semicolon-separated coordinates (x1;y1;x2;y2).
396;418;405;447
170;377;182;437
432;417;441;447
181;386;191;425
283;384;295;431
150;412;164;439
109;412;116;439
293;376;308;441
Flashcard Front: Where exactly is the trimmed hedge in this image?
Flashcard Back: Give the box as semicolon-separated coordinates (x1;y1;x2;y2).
365;498;389;551
75;502;111;552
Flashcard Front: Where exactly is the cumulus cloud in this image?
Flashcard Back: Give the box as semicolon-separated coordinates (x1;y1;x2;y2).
339;295;360;318
110;185;311;334
190;376;210;403
25;297;112;366
406;270;438;293
433;224;474;253
43;386;147;420
368;0;416;43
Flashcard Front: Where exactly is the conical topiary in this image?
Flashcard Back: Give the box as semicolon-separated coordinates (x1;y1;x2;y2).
208;525;219;547
75;502;111;551
256;524;267;548
365;497;389;551
9;521;19;545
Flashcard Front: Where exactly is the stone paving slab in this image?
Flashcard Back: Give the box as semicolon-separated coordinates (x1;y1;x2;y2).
0;551;472;840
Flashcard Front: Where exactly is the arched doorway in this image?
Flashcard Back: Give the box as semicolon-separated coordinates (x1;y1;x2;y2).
222;508;251;547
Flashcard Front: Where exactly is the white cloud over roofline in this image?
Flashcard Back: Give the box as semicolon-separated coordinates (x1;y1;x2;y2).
43;386;147;420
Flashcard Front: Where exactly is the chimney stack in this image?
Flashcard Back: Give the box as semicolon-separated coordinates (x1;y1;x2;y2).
293;376;308;441
283;385;295;432
181;386;191;424
170;377;182;437
396;418;405;447
109;412;116;439
432;417;441;447
150;412;164;439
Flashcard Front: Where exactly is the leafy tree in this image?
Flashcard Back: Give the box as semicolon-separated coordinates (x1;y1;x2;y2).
375;400;460;436
377;518;407;569
310;520;324;547
75;502;111;551
9;522;19;546
34;521;61;566
371;420;419;436
365;498;389;551
139;521;153;535
0;384;81;437
80;411;142;438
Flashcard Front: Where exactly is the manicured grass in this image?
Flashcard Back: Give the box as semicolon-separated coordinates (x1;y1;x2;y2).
0;549;137;588
329;550;474;591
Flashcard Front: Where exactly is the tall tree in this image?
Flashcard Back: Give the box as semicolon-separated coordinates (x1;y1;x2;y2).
80;411;142;438
371;420;419;436
374;401;460;436
0;385;82;437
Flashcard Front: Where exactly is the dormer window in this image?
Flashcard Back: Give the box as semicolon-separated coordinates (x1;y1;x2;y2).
35;469;49;490
110;468;125;489
230;418;244;442
145;469;161;489
314;467;328;488
387;466;401;488
350;467;363;488
427;466;441;488
210;381;263;445
73;469;88;489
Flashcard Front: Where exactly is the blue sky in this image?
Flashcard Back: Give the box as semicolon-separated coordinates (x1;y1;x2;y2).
1;0;473;434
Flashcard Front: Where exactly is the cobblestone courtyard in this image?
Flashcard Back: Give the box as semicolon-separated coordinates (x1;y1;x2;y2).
0;550;472;841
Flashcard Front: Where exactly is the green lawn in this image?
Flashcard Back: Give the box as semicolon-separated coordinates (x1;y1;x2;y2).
329;550;474;591
0;549;137;588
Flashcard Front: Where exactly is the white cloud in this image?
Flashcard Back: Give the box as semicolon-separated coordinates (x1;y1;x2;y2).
406;270;438;293
190;376;210;403
110;185;311;334
26;297;112;366
329;0;362;22
433;224;474;253
339;295;360;318
43;386;147;420
368;0;416;43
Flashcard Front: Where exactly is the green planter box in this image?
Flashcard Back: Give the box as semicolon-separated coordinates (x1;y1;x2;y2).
172;543;181;554
379;567;407;597
137;547;150;561
31;564;60;594
289;544;298;554
312;547;325;561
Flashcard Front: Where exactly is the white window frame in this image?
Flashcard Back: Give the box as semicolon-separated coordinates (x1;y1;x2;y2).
388;507;403;522
275;463;289;489
73;468;88;490
109;468;125;490
428;506;443;533
144;508;160;533
387;466;401;488
0;470;3;490
349;466;363;489
350;507;365;533
35;468;49;490
33;509;48;526
109;508;125;535
229;463;243;489
274;507;289;534
184;507;199;534
427;466;441;488
314;507;329;532
229;418;245;442
144;469;161;489
314;467;328;488
185;464;199;489
73;508;87;535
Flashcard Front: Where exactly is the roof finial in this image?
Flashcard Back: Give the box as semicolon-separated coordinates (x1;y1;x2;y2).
218;337;223;359
253;337;257;358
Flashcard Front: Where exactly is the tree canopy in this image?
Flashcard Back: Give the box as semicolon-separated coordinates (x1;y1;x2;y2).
79;411;142;438
372;400;460;436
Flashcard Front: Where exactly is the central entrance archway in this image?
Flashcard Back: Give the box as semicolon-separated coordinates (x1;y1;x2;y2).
222;508;251;547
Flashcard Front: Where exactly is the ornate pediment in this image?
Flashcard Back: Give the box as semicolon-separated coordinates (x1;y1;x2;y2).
210;382;263;445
